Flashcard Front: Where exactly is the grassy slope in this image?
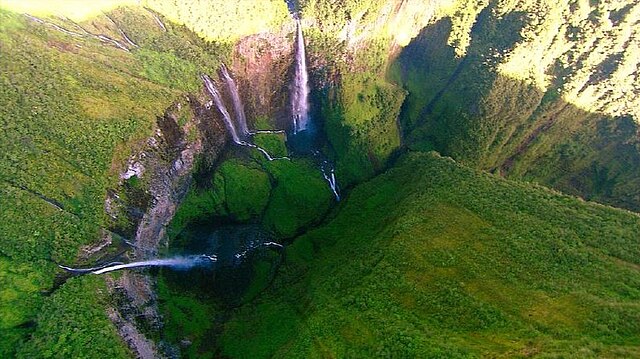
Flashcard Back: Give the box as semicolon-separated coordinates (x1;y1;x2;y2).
390;0;640;211
142;0;289;43
0;5;235;355
0;10;165;355
220;152;640;358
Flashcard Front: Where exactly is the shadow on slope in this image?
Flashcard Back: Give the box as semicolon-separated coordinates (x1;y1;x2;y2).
389;10;640;212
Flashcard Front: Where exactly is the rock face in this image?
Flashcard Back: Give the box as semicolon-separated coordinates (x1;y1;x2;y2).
106;94;227;358
231;25;295;130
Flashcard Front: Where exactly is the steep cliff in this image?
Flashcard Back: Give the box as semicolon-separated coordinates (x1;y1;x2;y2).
1;0;639;357
0;3;286;355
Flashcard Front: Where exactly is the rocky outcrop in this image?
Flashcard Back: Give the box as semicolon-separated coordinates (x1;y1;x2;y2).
230;25;295;130
105;94;227;358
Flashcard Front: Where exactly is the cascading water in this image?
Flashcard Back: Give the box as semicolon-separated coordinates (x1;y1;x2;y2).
291;20;310;134
202;73;242;144
288;18;341;201
59;255;217;275
220;64;250;137
234;241;284;263
320;158;340;201
202;72;289;161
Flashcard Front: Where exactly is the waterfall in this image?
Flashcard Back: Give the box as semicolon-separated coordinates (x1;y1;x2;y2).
59;255;217;275
220;64;250;137
316;152;340;201
291;20;310;133
321;161;340;201
59;238;285;275
202;73;242;144
202;72;289;161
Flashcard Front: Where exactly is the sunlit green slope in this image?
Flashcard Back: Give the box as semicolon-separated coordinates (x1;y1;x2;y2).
220;152;640;358
0;6;225;355
388;0;640;211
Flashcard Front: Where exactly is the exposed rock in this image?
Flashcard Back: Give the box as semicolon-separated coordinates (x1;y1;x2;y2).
79;230;113;260
104;94;227;358
106;306;159;359
232;28;295;129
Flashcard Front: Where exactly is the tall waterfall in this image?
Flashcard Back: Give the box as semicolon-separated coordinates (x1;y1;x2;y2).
291;20;310;133
220;64;250;137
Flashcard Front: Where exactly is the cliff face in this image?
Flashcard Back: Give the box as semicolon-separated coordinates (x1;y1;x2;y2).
2;0;640;356
230;26;295;131
0;5;235;356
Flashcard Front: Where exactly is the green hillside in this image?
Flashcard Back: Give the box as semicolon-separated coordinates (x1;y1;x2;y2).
1;0;639;357
219;152;640;358
389;0;640;212
0;6;225;355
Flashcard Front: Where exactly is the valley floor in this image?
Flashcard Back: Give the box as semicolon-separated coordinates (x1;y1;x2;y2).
215;152;640;358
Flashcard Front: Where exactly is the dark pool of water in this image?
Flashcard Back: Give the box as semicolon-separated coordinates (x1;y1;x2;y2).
163;223;283;305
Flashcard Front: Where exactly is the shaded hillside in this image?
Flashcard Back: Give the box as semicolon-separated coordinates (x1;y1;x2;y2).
389;1;640;211
219;152;640;358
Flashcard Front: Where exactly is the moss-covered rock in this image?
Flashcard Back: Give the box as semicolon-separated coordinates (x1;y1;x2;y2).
263;159;333;237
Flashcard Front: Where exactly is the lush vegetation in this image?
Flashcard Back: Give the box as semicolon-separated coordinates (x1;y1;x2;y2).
0;8;174;355
0;3;250;355
143;0;290;43
16;276;131;358
168;135;334;240
2;0;640;357
218;152;640;357
388;0;640;211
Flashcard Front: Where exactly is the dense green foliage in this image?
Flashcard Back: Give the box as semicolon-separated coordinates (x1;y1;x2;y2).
16;276;131;358
389;1;640;211
169;159;272;235
321;73;405;186
156;276;220;358
2;0;640;357
0;4;241;354
261;158;332;237
169;151;333;240
143;0;289;43
219;152;640;357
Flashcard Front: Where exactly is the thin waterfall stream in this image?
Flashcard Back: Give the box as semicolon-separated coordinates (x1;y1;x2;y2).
220;64;250;137
59;255;217;275
201;72;289;161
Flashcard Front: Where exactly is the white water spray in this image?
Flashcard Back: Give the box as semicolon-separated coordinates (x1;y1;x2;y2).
202;74;242;143
220;65;250;137
321;163;340;201
317;154;340;201
291;20;310;133
234;241;284;262
59;255;217;275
